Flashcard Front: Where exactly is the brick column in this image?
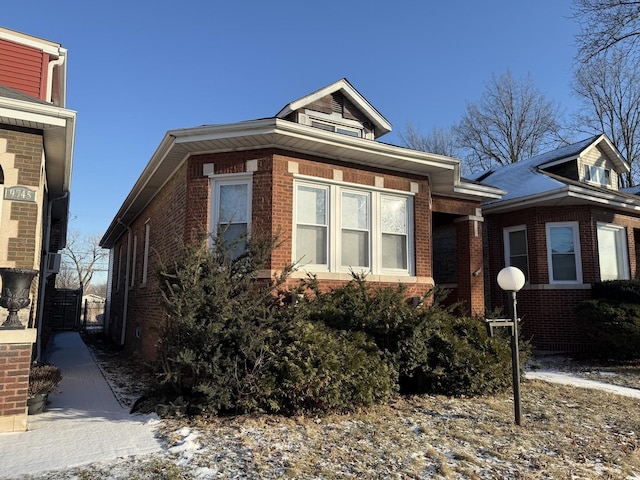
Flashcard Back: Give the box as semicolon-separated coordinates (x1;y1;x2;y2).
454;214;485;316
0;329;36;432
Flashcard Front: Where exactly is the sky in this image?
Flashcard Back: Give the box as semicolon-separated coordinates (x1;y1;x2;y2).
4;0;580;241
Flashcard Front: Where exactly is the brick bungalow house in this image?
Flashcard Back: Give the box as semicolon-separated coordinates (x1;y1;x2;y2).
100;78;503;361
0;27;76;432
477;134;640;352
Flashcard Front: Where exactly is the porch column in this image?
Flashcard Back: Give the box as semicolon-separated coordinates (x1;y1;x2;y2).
454;213;485;316
0;329;36;432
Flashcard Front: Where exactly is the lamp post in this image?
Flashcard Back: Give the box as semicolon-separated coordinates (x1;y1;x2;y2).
496;266;525;426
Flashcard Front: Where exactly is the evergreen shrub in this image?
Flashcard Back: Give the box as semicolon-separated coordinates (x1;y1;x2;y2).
576;299;640;360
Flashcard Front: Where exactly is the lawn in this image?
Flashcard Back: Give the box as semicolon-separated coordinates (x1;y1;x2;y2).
25;336;640;480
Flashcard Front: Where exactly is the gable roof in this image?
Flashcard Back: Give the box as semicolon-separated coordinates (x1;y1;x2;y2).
275;78;392;139
475;134;639;214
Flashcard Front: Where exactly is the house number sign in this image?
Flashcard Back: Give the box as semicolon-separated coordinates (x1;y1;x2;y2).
3;186;37;203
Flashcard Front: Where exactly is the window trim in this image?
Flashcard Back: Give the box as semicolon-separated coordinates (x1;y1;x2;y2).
597;222;630;281
293;178;414;276
209;173;253;247
546;221;583;284
503;225;529;281
585;164;611;187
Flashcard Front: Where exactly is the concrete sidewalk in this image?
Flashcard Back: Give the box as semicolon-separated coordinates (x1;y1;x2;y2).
0;332;161;479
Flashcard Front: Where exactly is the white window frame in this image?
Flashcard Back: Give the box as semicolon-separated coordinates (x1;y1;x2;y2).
503;225;529;281
209;173;253;247
293;178;414;276
597;222;630;281
585;164;611;187
300;110;366;139
546;222;583;284
142;220;150;285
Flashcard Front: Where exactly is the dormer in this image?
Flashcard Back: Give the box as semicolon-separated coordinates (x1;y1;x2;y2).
276;78;392;140
538;134;629;191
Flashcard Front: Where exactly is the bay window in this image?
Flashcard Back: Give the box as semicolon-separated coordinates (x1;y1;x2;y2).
294;180;413;275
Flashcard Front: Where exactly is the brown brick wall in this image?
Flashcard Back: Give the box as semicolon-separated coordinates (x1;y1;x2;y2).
0;344;31;416
110;147;485;361
485;205;640;351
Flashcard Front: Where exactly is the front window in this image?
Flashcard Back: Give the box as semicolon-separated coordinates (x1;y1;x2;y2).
294;180;413;275
597;223;630;280
211;175;252;257
546;222;582;283
504;226;529;280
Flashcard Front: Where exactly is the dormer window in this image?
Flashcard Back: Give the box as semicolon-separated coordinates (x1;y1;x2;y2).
300;109;369;139
585;165;611;187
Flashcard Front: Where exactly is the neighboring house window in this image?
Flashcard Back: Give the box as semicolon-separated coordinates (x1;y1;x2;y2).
210;174;252;258
597;223;630;280
294;180;413;275
546;222;582;283
585;165;611;187
142;221;150;285
503;225;529;280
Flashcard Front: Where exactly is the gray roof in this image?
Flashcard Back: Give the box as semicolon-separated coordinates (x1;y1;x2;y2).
0;84;50;105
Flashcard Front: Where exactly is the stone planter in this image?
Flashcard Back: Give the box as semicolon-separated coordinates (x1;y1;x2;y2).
27;393;48;415
0;268;38;329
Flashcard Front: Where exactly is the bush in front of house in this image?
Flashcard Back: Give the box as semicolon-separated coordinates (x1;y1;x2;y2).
301;273;517;397
591;280;640;304
151;235;518;417
576;298;640;360
153;233;396;416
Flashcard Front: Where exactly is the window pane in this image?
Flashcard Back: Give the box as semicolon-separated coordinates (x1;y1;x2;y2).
597;225;628;280
510;256;529;279
509;230;527;256
297;186;326;225
550;227;575;254
552;254;577;280
221;223;247;259
342;230;369;267
381;197;406;234
219;184;247;223
549;226;577;281
342;192;368;230
296;225;327;265
382;233;407;269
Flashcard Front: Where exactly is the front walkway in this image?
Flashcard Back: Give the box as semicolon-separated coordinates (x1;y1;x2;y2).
0;332;161;479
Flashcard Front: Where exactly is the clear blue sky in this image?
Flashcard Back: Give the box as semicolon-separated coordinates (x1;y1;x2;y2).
5;0;579;239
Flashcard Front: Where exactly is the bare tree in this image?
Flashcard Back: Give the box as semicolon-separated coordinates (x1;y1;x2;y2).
573;0;640;62
573;48;640;187
399;123;460;158
56;230;108;290
453;70;563;173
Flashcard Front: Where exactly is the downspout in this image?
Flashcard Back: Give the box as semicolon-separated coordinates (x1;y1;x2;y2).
46;51;65;104
35;191;68;362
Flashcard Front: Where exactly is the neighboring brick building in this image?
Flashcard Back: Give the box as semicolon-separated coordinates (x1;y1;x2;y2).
100;79;503;361
0;27;76;432
477;134;640;352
